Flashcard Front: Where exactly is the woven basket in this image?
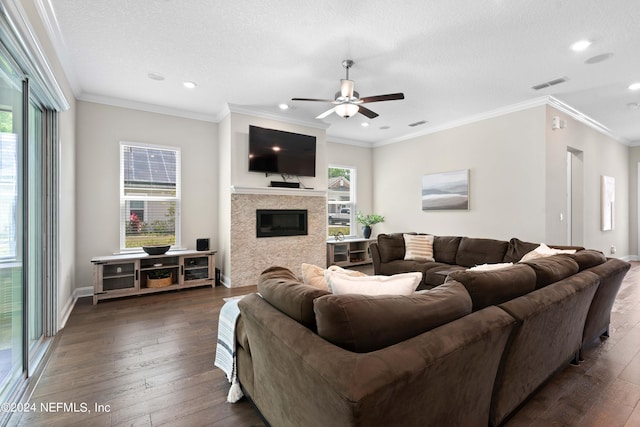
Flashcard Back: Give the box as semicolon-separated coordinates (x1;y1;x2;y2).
147;273;172;288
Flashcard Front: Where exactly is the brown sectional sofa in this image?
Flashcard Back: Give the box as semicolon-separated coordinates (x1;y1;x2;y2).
233;235;630;427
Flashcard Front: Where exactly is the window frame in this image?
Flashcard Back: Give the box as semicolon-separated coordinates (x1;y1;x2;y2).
119;141;181;251
327;165;357;238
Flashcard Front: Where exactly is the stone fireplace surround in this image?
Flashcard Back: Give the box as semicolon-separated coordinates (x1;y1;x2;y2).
229;186;327;287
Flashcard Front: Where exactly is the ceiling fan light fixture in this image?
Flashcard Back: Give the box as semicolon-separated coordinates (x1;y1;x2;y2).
335;103;359;118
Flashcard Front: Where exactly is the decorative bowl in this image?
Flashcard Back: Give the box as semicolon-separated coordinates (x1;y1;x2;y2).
142;245;171;255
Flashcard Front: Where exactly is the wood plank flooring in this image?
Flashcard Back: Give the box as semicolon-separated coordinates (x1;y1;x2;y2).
9;262;640;426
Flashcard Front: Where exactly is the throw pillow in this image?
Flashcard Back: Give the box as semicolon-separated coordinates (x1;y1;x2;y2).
403;233;435;261
469;262;513;271
324;270;422;296
520;243;576;262
300;263;366;291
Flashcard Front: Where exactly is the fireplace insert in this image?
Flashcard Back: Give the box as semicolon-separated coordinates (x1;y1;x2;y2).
256;209;308;238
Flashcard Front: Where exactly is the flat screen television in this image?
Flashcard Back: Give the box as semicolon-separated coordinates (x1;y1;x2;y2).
248;125;316;177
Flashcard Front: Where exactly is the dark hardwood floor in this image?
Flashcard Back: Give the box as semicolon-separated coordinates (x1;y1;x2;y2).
9;262;640;426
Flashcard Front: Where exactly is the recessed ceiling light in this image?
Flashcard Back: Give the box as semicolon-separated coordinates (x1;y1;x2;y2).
627;102;640;109
361;122;369;127
148;72;165;81
629;82;640;91
183;81;197;89
379;126;390;130
584;53;613;64
278;103;289;110
571;39;592;52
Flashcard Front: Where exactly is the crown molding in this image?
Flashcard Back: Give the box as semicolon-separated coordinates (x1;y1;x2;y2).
373;97;550;147
326;136;374;148
34;0;81;97
372;96;628;147
1;0;69;110
226;104;330;130
78;92;218;122
546;96;628;144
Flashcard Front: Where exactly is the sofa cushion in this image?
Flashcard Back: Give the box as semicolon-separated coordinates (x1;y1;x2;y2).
377;233;408;262
403;234;435;261
447;263;537;311
313;281;472;352
257;266;330;330
568;249;607;271
503;238;540;263
325;271;422;296
301;263;366;291
433;236;462;264
521;255;580;289
455;237;509;267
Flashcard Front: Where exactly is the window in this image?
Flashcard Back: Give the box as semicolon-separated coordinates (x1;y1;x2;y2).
120;143;181;249
328;166;356;237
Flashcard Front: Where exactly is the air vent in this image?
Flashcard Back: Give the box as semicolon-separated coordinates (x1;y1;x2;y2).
531;77;568;91
408;120;428;127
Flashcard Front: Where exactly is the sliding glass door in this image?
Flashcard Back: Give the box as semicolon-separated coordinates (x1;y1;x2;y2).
0;48;24;399
28;103;43;356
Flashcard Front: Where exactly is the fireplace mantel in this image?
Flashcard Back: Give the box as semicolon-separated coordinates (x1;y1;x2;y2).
230;185;327;197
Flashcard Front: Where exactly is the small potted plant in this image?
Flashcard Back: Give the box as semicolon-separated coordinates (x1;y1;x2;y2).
356;212;385;239
147;269;173;288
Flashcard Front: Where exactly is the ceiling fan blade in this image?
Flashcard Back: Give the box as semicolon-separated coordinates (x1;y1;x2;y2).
357;105;379;119
316;107;336;119
359;93;405;103
292;97;336;103
340;79;355;98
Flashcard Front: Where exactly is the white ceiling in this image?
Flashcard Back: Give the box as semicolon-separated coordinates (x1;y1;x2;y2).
42;0;640;145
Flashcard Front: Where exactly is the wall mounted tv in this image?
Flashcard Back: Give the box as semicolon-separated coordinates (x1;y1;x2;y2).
248;125;316;177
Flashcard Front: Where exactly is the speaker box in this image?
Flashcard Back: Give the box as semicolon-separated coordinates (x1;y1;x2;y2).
270;181;300;188
196;238;210;251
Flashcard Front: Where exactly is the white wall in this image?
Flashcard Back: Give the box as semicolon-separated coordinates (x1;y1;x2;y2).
629;147;640;258
545;106;630;257
372;106;547;241
228;112;327;190
326;140;373;238
75;101;218;288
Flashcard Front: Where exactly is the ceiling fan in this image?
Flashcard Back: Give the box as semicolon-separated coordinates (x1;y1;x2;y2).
292;59;404;119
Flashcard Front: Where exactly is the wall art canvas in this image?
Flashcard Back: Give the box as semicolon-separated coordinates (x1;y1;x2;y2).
601;175;615;231
422;169;469;210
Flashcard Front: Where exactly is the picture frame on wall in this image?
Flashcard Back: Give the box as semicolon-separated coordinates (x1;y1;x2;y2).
421;169;469;211
601;175;615;231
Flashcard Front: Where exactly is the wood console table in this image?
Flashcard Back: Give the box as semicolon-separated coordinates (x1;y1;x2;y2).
91;250;216;304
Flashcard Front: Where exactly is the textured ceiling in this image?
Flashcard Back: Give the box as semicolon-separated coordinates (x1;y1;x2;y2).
44;0;640;145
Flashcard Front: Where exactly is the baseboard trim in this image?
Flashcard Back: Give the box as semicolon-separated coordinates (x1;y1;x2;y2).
59;286;92;330
59;293;76;330
75;285;93;298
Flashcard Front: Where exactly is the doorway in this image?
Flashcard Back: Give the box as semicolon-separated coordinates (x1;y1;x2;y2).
566;148;584;246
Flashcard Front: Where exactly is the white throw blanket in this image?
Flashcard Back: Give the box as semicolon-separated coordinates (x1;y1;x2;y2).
214;297;244;403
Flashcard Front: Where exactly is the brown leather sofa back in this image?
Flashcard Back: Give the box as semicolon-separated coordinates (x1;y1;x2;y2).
581;258;631;348
313;281;472;352
455;237;509;267
433;235;462;263
239;291;515;427
258;266;329;331
447;264;537;311
491;270;600;426
521;255;579;289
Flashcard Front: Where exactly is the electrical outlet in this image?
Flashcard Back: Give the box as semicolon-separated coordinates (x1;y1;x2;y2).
610;245;616;255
